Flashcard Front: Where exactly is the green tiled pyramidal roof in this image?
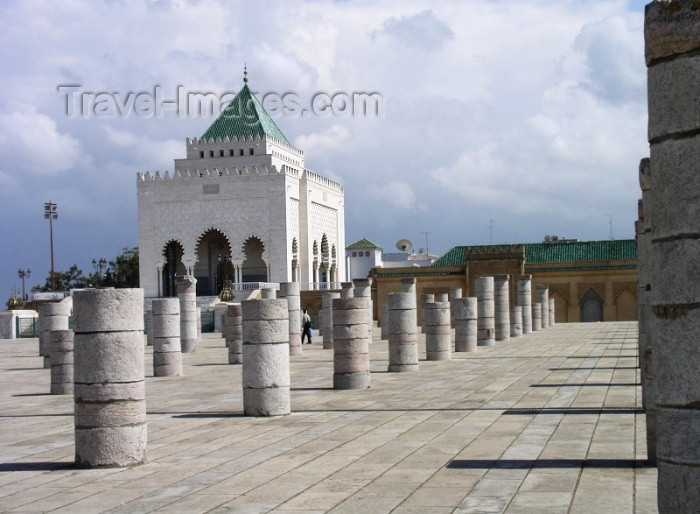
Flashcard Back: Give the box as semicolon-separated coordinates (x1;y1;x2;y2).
201;84;290;144
432;239;636;267
346;238;382;250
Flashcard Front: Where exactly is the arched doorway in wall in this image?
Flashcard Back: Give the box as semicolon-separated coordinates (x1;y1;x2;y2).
162;240;185;297
194;229;231;296
242;236;267;283
580;288;604;322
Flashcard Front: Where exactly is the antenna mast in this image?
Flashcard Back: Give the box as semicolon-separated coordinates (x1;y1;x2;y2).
420;231;432;256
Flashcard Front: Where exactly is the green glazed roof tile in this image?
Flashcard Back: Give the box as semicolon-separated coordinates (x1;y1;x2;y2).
432;239;636;267
347;238;382;250
201;84;290;144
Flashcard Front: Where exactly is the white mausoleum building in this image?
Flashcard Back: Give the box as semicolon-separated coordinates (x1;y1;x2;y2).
137;73;345;297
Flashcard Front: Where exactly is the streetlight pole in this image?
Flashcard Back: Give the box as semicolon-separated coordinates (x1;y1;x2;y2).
44;201;58;292
17;268;31;300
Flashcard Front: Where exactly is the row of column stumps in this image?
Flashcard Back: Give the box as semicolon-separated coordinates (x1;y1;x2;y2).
151;298;182;377
643;2;700;511
176;275;198;353
387;278;419;372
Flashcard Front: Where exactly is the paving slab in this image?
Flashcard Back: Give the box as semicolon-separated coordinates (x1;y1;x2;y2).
0;322;655;512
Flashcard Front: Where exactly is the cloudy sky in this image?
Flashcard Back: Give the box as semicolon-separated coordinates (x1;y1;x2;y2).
1;0;650;298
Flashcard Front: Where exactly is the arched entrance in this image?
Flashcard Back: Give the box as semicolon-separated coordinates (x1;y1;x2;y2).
162;240;185;297
194;229;231;296
242;237;267;283
580;288;604;322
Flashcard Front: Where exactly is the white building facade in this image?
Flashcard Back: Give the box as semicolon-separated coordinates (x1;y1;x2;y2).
137;76;345;298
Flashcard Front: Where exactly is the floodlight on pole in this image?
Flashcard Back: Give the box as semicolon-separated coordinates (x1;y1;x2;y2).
44;201;58;292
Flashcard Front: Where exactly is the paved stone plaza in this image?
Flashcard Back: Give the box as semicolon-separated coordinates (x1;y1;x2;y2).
1;322;656;513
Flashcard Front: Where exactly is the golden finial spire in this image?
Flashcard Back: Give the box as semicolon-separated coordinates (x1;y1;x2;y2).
243;63;248;84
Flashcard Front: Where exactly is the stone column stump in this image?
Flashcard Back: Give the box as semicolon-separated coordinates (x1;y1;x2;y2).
241;298;290;416
510;306;523;338
532;303;542;332
73;288;146;468
279;282;302;355
537;285;549;329
517;275;533;334
340;282;354;299
380;304;389;340
494;275;511;342
387;292;418;372
449;288;463;328
420;294;434;333
476;277;495;347
353;278;373;341
39;299;71;369
322;292;340;349
177;276;198;353
548;298;555;327
225;303;243;364
333;297;371;389
454;297;478;353
50;329;74;395
424;297;451;360
152;298;182;377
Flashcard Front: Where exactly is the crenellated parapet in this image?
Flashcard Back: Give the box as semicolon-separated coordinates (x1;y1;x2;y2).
304;168;344;193
137;165;282;181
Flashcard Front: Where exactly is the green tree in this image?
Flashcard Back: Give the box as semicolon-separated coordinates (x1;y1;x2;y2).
32;264;89;292
100;246;139;288
32;246;139;292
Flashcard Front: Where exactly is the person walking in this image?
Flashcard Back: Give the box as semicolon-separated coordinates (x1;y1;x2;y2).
301;309;312;344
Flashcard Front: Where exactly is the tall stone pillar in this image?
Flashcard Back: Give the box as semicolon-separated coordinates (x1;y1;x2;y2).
241;298;290;416
279;282;302;356
177;276;198;353
645;3;700;509
420;294;434;333
214;303;228;334
532;303;542;332
454;297;477;352
73;288;146;468
322;292;340;349
510;306;523;338
517;275;533;334
353;278;373;340
387;292;419;372
494;275;511;342
424;296;451;360
476;277;495;346
449;288;463;328
39;298;71;369
536;285;549;329
152;298;182;377
50;329;73;395
225;303;243;364
332;297;371;389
